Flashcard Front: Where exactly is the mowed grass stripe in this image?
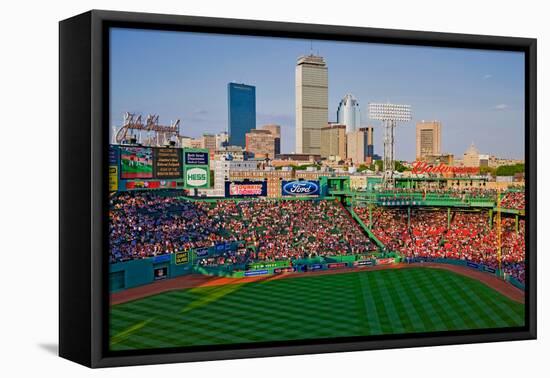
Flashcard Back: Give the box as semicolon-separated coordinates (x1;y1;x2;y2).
375;271;415;333
205;285;356;334
407;270;462;331
422;270;475;329
138;316;260;346
116;298;285;348
393;272;439;331
452;275;524;326
386;269;430;333
120;280;357;346
364;271;396;334
112;309;240;347
187;300;346;341
112;293;279;347
398;270;445;331
113;277;357;345
110;268;525;350
373;271;406;333
427;270;487;329
354;273;374;335
441;272;514;328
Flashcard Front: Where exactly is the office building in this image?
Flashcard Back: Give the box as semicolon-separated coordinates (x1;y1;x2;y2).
479;154;490;168
463;143;480;167
259;124;281;155
228;83;256;147
347;127;372;165
337;94;361;133
214;145;254;161
189;139;203;149
320;123;347;160
230;169;293;198
364;126;374;159
202;133;217;157
416;121;442;160
179;135;193;148
211;158;259;197
295;55;328;154
216;131;229;149
245;129;276;159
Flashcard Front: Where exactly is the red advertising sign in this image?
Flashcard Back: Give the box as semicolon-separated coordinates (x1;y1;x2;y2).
327;263;346;269
411;161;479;175
229;183;264;196
126;180;177;190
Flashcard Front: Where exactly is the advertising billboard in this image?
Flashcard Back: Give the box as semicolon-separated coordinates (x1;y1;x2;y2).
175;251;189;265
109;166;118;192
183;148;210;189
153;148;182;179
109;145;119;165
124;180;178;190
119;146;154;179
225;181;267;197
281;180;320;196
184;150;209;165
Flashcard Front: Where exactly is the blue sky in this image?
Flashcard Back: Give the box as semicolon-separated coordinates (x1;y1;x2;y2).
110;28;525;160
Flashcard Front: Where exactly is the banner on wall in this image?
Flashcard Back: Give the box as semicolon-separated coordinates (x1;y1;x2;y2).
109;166;118;192
175;251;189;265
281;180;320;196
125;180;177;190
183;148;210;189
225;181;267;197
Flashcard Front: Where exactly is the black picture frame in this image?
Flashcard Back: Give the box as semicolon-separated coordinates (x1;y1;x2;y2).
59;9;537;368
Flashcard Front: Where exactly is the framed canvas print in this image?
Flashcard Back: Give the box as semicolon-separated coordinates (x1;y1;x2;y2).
59;10;536;368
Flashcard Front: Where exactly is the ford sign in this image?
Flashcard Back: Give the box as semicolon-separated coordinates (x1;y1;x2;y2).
282;180;320;196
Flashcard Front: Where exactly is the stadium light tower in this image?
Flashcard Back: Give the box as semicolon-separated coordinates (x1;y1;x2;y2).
368;103;412;187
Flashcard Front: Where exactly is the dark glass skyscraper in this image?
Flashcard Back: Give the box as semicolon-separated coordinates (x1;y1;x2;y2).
227;83;256;147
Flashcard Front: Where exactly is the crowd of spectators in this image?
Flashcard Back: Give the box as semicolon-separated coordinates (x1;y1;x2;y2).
196;248;252;267
109;192;227;263
375;187;525;203
109;192;377;264
109;190;526;282
195;199;377;262
500;192;526;210
355;206;525;282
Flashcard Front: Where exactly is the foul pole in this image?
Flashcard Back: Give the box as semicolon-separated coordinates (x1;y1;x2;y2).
496;189;502;276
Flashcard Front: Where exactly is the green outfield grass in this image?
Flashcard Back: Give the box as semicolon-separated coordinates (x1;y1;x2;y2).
110;268;524;351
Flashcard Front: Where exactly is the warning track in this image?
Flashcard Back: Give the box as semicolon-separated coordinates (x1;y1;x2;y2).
110;263;524;305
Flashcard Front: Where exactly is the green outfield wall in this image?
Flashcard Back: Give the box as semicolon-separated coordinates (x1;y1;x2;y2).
109;241;246;292
110;252;523;294
109;253;194;292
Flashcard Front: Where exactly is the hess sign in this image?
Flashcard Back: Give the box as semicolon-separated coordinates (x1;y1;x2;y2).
185;167;208;187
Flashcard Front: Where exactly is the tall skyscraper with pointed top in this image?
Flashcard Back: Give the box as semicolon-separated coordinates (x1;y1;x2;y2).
295;55;328;154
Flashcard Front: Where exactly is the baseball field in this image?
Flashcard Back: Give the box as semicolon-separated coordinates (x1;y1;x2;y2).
110;267;525;351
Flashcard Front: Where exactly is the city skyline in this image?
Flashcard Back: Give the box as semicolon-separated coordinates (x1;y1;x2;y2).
110;28;525;161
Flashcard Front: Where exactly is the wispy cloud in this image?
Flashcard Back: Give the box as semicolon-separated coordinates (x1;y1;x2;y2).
483;74;493;80
494;104;508;110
